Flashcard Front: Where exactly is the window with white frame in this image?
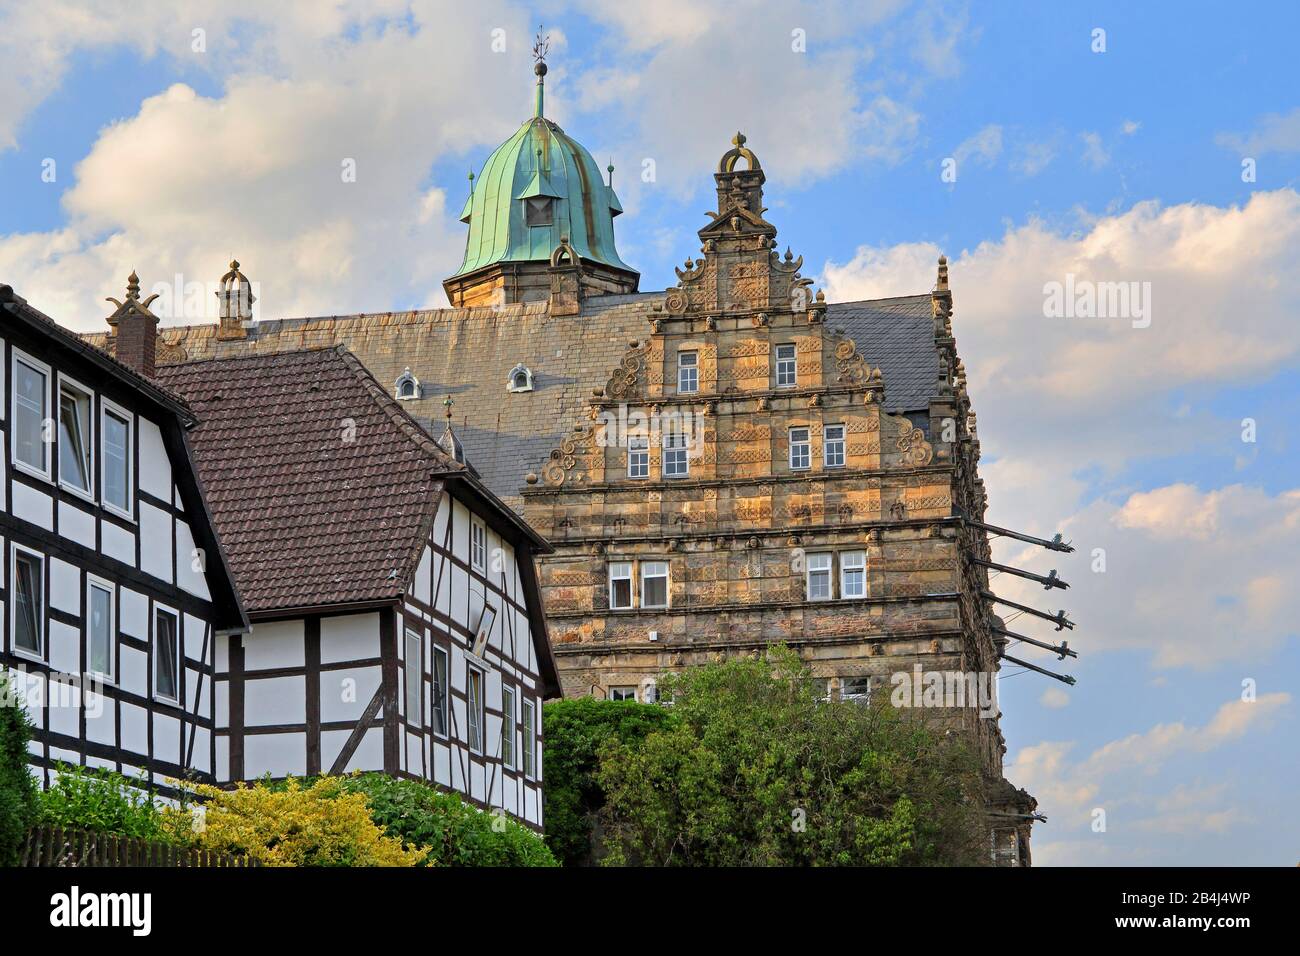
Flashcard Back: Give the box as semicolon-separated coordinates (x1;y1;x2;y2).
101;402;132;517
501;685;515;769
840;676;871;704
431;645;449;736
520;699;536;778
627;435;649;479
11;546;44;659
641;561;669;608
467;665;484;752
609;562;634;610
775;343;797;388
13;352;50;478
153;607;180;703
608;686;637;702
404;629;422;723
678;351;699;394
806;552;833;601
824;424;846;468
471;520;486;571
87;578;115;681
663;430;689;478
789;427;811;470
841;551;866;598
394;367;420;400
58;378;93;496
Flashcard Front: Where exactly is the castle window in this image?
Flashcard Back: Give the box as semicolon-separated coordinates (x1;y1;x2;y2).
663;431;689;478
806;553;832;601
641;561;669;608
525;196;554;227
507;363;534;393
58;377;94;497
840;676;871;705
824;424;846;468
609;562;634;609
775;343;797;388
789;427;811;470
841;551;866;598
627;435;649;479
394;367;421;400
678;351;698;394
609;686;637;702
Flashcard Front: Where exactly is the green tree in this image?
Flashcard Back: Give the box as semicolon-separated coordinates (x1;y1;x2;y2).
38;763;169;840
340;773;557;867
596;647;989;866
542;696;676;866
0;669;39;864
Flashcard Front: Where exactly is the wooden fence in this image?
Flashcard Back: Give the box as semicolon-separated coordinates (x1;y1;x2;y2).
19;826;258;867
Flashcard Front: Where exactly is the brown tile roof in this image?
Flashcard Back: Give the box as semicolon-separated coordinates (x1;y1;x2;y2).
89;290;939;508
156;346;462;615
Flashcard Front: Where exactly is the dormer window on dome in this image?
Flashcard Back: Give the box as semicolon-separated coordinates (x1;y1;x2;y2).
525;197;553;227
507;364;534;393
395;367;421;400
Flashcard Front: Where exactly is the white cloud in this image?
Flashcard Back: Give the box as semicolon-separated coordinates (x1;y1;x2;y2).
1008;695;1288;863
1217;107;1300;156
821;189;1300;669
952;124;1002;170
1079;130;1109;168
1039;687;1071;709
1121;119;1141;136
1013;139;1056;176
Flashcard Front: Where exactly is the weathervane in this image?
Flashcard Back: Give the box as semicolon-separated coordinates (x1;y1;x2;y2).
532;25;550;66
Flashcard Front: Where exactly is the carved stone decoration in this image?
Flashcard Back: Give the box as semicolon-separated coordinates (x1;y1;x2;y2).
896;422;935;466
664;288;689;315
831;336;872;385
541;424;597;486
605;340;649;399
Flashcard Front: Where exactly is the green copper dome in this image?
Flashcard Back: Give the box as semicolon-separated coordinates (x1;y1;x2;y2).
451;67;634;280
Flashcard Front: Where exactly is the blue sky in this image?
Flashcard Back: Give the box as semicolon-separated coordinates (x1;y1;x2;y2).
1;1;1297;864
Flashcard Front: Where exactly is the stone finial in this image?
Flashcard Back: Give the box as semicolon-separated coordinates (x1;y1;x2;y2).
105;270;161;377
935;254;949;294
216;259;255;340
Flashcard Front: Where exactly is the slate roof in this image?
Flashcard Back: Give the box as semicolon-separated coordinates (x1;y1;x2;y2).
92;290;940;511
156;346;463;615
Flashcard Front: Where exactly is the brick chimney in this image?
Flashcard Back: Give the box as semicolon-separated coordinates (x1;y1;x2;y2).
105;271;160;378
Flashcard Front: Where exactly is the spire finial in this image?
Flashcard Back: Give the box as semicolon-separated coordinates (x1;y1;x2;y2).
607;159;614;187
532;25;550;118
733;131;747;147
126;270;140;300
936;254;949;293
443;394;454;421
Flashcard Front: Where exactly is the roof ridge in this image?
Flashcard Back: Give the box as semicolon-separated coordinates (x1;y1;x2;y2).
331;346;467;476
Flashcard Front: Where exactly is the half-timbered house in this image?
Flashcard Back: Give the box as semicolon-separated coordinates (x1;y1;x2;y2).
155;344;557;828
0;278;246;792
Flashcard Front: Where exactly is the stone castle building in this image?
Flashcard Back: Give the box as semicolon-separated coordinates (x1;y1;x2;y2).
85;61;1037;862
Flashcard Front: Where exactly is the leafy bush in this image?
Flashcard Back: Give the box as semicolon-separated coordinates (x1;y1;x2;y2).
166;777;424;867
39;763;169;839
341;773;557;867
596;647;989;866
0;669;39;864
541;696;677;866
